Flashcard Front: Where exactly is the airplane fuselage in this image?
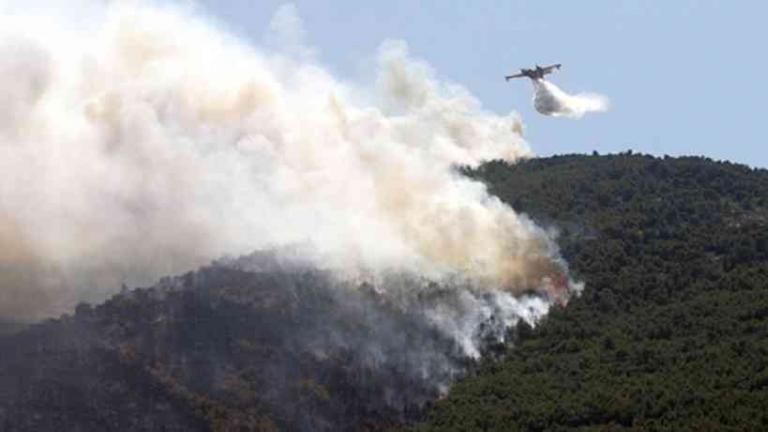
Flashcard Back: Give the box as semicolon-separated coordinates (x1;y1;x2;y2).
520;68;546;80
505;64;561;82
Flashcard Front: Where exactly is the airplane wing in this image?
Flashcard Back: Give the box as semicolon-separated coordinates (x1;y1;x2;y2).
540;64;562;74
505;73;525;81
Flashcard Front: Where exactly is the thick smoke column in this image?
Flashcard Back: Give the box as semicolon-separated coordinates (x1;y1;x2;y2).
532;78;609;118
0;0;578;353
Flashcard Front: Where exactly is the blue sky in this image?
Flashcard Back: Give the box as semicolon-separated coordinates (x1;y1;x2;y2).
198;0;768;168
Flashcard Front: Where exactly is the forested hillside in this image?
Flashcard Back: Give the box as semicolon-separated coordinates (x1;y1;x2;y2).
413;153;768;431
2;153;767;431
0;258;458;431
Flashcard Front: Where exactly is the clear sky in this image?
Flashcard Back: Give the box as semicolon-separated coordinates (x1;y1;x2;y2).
197;0;768;168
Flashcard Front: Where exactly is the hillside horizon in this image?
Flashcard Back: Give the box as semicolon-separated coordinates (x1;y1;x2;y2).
2;153;767;431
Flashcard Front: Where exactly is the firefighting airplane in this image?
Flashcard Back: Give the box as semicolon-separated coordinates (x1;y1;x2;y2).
505;64;562;81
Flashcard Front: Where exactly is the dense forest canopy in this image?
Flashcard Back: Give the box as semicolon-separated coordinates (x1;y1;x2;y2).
412;153;768;431
1;153;767;431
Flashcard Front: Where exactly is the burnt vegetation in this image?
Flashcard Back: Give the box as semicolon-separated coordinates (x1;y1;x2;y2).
1;153;767;431
413;153;768;431
0;260;465;431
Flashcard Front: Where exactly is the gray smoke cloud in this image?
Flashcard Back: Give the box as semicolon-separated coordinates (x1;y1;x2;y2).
0;0;580;360
533;78;609;118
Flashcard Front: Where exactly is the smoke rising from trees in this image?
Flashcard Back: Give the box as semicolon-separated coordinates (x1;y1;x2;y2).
0;0;579;357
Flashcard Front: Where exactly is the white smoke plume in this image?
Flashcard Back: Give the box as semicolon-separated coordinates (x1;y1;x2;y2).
533;78;609;118
0;0;578;334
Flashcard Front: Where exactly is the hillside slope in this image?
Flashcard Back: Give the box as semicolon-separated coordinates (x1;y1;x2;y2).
0;257;464;431
2;154;767;431
414;153;768;431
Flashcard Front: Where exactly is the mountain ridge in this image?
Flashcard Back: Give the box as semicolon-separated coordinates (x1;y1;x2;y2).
413;153;768;431
2;153;767;431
